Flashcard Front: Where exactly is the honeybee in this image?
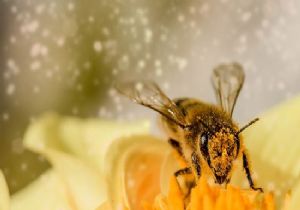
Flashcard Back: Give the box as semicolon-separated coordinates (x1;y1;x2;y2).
116;62;262;192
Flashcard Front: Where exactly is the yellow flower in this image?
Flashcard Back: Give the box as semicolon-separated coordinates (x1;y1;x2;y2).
152;176;275;210
0;95;299;210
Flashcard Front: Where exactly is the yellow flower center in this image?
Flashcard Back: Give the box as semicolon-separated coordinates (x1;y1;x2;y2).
144;176;275;210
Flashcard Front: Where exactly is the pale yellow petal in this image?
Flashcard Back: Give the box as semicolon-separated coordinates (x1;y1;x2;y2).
0;170;9;210
242;96;300;200
11;152;106;210
45;150;106;210
24;112;150;172
11;170;75;210
244;96;300;178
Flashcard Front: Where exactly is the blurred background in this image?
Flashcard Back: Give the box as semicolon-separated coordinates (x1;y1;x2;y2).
0;0;300;194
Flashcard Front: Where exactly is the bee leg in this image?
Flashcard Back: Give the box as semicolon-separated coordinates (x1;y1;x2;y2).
242;151;263;192
184;180;196;200
174;167;192;177
174;167;193;208
191;152;201;178
168;138;184;157
225;178;230;189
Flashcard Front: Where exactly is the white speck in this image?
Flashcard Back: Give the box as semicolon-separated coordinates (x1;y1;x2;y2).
93;79;99;86
3;113;9;121
46;70;53;78
255;29;265;40
177;58;187;70
56;37;65;47
144;29;153;43
102;27;110;36
200;3;210;15
141;16;148;25
277;81;286;90
42;29;49;37
114;7;120;15
160;34;167;42
155;60;161;67
11;138;24;154
41;46;48;56
83;62;91;69
177;14;185;22
88;16;95;22
29;20;39;32
145;53;151;60
93;41;103;52
262;19;269;28
35;4;45;14
30;61;41;71
7;59;19;74
189;6;196;14
108;88;117;97
10;36;16;44
76;84;83;91
116;104;123;112
11;6;17;14
162;82;170;90
155;68;162;77
235;45;246;54
241;12;252;22
239;35;247;43
98;107;107;117
138;60;145;69
33;86;40;93
113;95;121;104
121;55;129;63
112;68;118;75
21;163;28;171
67;2;75;11
72;107;79;115
189;21;196;28
73;69;80;78
6;83;15;96
21;20;39;34
30;43;48;57
135;82;143;91
212;39;220;47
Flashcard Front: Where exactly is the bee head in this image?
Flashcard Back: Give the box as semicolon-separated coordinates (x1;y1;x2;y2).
199;127;239;184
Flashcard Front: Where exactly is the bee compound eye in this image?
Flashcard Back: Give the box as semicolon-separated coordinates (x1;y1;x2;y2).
201;133;208;145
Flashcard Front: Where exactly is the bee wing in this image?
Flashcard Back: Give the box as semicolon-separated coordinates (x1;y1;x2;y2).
116;81;187;127
211;63;245;116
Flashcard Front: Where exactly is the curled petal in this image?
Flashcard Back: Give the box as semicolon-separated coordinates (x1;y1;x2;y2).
105;135;171;210
0;170;9;210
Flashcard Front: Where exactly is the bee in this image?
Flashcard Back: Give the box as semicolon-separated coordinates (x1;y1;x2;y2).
116;62;262;192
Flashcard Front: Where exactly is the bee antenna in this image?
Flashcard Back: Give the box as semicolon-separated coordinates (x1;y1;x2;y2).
237;118;259;135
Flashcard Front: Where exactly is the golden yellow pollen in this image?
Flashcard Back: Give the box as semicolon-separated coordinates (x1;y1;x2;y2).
145;176;275;210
